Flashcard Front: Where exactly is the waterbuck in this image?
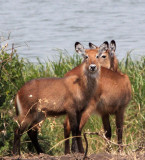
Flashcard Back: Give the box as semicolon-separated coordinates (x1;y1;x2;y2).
13;42;101;155
63;41;132;154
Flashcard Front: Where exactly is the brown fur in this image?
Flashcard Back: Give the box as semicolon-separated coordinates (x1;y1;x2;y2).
89;41;119;72
13;43;101;155
110;54;118;72
64;41;132;154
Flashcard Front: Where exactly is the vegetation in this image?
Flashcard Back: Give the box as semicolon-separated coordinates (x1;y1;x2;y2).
0;44;144;156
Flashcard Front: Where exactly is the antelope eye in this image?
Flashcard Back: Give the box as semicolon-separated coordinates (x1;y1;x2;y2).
102;55;106;58
85;55;88;59
96;55;99;58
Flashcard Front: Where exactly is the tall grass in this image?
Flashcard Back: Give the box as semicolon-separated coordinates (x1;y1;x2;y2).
0;46;144;156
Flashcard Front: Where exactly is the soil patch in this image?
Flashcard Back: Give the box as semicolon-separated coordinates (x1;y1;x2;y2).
1;152;145;160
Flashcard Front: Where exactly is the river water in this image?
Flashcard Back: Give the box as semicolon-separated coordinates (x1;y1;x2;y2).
0;0;145;62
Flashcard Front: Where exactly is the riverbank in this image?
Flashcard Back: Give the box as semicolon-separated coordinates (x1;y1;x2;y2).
2;152;145;160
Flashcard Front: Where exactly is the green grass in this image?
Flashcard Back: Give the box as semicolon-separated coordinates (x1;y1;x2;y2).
0;46;144;156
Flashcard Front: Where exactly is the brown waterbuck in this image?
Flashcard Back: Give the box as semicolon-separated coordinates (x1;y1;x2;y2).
13;42;101;155
63;40;132;154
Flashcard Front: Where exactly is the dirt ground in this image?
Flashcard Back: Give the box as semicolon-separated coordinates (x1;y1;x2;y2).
1;152;145;160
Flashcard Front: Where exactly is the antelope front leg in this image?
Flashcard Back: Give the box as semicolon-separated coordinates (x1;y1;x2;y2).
115;108;125;152
64;114;84;154
102;114;112;152
63;116;71;154
77;111;92;153
68;111;79;153
76;112;84;153
102;114;111;140
78;103;95;153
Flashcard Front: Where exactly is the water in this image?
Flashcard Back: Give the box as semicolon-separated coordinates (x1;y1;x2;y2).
0;0;145;62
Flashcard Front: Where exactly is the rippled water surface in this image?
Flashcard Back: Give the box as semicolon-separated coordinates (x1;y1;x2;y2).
0;0;145;61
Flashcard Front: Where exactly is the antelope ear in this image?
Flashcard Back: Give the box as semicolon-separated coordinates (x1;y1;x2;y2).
75;42;85;55
99;41;109;51
110;40;116;52
89;42;98;49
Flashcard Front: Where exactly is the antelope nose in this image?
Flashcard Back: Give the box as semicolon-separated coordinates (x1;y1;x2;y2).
90;64;97;71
